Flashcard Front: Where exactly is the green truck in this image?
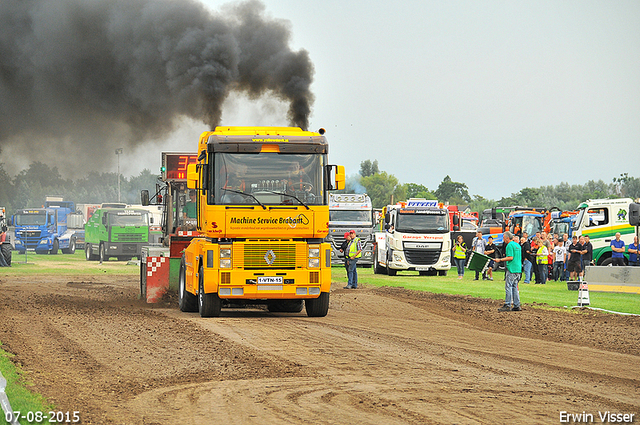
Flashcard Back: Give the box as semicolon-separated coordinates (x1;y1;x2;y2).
85;208;150;262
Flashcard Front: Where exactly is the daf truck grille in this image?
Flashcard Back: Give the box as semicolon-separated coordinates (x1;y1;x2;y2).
236;243;303;269
404;249;440;266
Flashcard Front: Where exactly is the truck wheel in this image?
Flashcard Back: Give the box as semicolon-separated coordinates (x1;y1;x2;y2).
600;257;614;267
99;243;106;262
374;247;385;274
305;292;329;317
198;266;221;317
50;239;59;255
1;244;11;266
62;238;76;254
85;244;98;261
178;256;198;312
438;270;447;276
268;300;304;313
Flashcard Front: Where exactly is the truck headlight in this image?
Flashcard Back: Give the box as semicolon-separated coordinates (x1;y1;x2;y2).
308;246;320;268
220;247;232;268
39;239;48;245
393;253;402;262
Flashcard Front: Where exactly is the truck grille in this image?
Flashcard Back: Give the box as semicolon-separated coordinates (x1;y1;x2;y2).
19;230;41;249
404;249;440;266
235;243;303;269
113;233;145;242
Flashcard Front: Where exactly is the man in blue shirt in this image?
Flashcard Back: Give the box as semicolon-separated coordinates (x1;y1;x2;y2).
610;232;626;266
628;236;639;266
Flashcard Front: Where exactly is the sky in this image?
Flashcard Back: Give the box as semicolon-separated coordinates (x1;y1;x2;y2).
5;0;640;201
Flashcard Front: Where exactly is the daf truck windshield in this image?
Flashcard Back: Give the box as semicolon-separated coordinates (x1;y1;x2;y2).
396;211;449;233
212;153;324;206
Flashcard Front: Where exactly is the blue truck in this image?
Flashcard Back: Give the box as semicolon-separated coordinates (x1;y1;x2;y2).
12;200;79;254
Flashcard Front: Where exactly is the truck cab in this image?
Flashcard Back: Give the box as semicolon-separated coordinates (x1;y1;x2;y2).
374;199;451;276
85;208;150;262
326;193;375;267
572;198;635;265
12;200;78;254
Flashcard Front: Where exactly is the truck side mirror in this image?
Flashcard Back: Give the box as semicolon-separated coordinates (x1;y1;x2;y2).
452;215;459;226
187;163;198;190
630;203;640;226
141;190;150;206
326;165;345;191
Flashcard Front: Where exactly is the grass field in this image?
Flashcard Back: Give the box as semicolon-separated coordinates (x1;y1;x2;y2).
332;266;640;315
1;349;52;425
3;250;139;275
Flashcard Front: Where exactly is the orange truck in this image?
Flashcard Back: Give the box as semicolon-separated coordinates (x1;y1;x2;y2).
179;127;345;317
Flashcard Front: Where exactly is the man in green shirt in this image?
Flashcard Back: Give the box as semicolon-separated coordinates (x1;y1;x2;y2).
183;190;197;219
495;231;522;312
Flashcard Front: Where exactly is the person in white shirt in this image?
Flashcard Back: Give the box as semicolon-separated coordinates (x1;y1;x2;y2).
552;240;567;281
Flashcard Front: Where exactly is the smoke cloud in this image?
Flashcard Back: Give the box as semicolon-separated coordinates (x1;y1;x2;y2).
0;0;314;175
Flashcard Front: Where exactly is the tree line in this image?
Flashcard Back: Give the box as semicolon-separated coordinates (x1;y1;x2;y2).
0;160;158;215
1;155;639;216
347;160;640;212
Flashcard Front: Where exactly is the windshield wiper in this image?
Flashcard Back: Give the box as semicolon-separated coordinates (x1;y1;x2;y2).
260;189;310;210
222;189;267;210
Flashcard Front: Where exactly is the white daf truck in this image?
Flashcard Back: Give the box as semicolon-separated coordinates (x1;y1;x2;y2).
373;199;451;276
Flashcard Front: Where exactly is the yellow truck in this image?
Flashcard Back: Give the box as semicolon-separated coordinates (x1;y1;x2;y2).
179;126;345;317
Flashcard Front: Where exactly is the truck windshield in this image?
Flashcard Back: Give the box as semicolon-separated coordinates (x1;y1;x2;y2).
511;216;542;236
396;211;449;233
212;153;324;206
330;210;372;223
109;212;148;226
573;208;586;230
15;213;46;226
551;221;570;236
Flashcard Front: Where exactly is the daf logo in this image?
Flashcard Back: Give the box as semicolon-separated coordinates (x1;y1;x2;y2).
264;249;276;265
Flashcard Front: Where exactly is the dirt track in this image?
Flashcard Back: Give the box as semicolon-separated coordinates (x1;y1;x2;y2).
0;275;638;424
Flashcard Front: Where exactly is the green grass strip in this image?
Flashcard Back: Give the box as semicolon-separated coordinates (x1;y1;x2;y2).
333;267;640;315
0;345;53;425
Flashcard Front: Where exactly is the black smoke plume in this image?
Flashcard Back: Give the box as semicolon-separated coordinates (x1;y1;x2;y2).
0;0;314;174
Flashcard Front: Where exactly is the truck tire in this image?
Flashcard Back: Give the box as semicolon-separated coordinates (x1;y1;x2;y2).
198;265;221;317
385;252;397;276
305;292;329;317
99;243;106;263
50;239;59;255
62;238;76;254
85;244;98;261
178;256;198;312
373;247;385;274
1;244;11;266
438;270;447;276
268;300;304;313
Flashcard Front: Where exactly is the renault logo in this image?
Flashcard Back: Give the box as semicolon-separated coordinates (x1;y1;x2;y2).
264;249;276;265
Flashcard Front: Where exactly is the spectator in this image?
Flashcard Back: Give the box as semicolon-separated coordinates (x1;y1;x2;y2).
344;230;362;289
485;236;497;281
339;232;351;279
530;236;540;284
610;232;625;266
582;234;594;268
0;227;9;267
628;236;639;266
452;235;467;279
471;231;487;280
534;236;549;284
495;231;522;312
520;232;533;284
567;235;583;281
552;240;566;281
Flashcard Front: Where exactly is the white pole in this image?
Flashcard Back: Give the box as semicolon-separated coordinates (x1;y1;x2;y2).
115;148;123;202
